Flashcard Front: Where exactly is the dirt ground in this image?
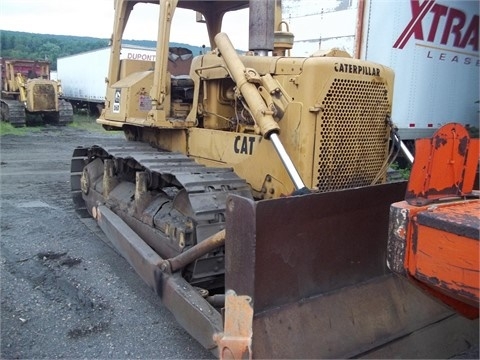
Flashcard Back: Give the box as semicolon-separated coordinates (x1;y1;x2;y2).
0;125;213;359
1;124;478;359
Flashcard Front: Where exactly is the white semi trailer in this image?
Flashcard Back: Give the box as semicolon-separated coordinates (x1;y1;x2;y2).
57;45;156;115
283;0;479;142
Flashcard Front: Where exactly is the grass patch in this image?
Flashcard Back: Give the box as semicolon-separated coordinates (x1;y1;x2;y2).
390;161;411;180
0;121;42;136
68;113;123;135
68;113;103;132
1;113;123;136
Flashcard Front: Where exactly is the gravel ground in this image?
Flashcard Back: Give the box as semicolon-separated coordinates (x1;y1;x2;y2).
1;125;478;359
0;125;213;359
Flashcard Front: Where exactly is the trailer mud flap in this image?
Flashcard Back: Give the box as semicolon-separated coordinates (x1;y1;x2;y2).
222;181;479;359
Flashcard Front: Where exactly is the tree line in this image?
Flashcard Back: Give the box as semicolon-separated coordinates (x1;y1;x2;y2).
0;30;206;70
1;30;110;70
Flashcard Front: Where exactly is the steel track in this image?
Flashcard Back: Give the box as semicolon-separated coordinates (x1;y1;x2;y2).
71;139;252;289
1;99;26;126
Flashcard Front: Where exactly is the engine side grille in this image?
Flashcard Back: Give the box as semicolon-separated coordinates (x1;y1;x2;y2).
316;78;390;192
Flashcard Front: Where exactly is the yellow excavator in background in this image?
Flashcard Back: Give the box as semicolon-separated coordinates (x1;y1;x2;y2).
0;58;73;126
70;0;479;358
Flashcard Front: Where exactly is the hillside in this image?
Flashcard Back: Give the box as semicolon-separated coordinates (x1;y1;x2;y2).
0;30;207;70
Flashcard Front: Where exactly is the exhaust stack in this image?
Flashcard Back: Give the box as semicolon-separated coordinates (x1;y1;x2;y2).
249;0;275;55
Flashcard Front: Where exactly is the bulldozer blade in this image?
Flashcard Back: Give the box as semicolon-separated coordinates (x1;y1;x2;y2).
223;181;479;359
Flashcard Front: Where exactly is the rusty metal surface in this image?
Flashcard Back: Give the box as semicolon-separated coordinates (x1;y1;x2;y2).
226;181;407;312
215;290;253;360
94;205;224;355
388;199;479;319
413;201;479;314
168;229;226;272
70;147;89;217
386;201;410;276
225;181;479;358
96;205;165;291
406;123;479;205
72;141;252;289
159;272;222;356
248;0;275;52
387;124;480;318
360;314;479;359
249;276;477;359
417;200;480;240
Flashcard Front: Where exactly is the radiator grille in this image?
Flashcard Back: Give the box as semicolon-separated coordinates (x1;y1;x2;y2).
316;78;390;192
32;84;56;111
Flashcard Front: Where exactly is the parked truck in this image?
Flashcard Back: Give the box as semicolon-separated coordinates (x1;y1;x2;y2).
283;0;479;145
57;45;194;116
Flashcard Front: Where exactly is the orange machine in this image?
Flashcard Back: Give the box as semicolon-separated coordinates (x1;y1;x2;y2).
388;123;479;319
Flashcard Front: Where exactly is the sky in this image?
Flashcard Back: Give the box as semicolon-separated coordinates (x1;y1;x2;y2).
0;0;249;49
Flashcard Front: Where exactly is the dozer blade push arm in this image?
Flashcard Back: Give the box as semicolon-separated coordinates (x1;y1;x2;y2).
214;32;306;192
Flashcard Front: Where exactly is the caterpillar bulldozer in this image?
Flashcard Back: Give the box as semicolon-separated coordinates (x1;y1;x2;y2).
0;58;73;127
70;0;479;358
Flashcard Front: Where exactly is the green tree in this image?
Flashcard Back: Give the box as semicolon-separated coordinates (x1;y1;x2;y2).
39;42;61;62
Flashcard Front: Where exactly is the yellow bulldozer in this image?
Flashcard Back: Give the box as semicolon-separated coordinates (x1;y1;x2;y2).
0;58;73;126
70;0;479;358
